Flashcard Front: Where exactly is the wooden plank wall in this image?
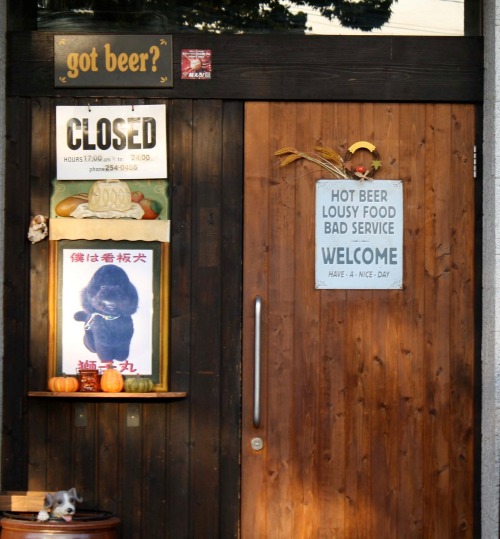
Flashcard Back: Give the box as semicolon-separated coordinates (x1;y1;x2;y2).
3;97;243;539
7;33;483;103
2;30;482;539
242;102;477;538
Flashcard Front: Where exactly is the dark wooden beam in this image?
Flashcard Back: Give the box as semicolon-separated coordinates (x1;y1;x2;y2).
7;0;36;31
465;0;482;37
7;33;483;103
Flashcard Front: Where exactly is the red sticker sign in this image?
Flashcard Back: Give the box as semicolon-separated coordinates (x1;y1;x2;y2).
181;49;212;80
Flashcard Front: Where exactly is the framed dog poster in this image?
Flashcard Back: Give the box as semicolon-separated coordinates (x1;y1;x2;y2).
48;239;169;391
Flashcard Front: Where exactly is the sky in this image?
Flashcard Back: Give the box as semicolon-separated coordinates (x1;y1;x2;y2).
291;0;464;36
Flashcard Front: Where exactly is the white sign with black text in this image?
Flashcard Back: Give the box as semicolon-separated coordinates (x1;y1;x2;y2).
315;179;403;289
56;104;167;180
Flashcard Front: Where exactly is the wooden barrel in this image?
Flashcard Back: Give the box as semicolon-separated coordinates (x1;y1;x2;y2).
0;511;120;538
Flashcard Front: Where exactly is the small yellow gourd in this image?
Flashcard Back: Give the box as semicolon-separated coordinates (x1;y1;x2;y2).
48;375;79;393
100;365;124;393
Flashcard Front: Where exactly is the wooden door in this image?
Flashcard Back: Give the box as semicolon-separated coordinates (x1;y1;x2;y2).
242;102;476;538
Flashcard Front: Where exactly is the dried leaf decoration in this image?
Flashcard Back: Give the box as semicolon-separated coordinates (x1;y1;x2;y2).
274;141;381;181
274;146;350;179
314;146;344;166
274;147;297;156
278;153;303;167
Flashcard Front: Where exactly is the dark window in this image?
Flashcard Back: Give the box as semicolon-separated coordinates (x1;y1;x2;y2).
35;1;466;35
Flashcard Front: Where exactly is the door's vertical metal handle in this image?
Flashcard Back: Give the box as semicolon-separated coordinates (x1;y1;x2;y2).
253;296;262;428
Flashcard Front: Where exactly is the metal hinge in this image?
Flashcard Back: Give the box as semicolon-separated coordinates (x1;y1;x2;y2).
473;145;477;179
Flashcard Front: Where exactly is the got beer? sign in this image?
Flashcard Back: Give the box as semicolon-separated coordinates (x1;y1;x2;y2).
315;179;403;289
54;35;172;88
56;104;167;180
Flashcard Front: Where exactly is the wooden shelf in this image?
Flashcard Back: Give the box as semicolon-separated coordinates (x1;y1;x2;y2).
28;391;187;399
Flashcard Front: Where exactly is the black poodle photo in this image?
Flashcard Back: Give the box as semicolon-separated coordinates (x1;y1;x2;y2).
74;264;139;362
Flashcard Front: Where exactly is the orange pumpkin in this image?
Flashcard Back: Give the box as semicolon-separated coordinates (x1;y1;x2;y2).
100;365;124;393
48;375;79;393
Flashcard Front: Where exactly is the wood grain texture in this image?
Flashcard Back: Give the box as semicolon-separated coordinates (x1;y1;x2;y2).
3;97;31;490
3;97;243;538
242;102;477;538
2;77;476;539
7;33;483;103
